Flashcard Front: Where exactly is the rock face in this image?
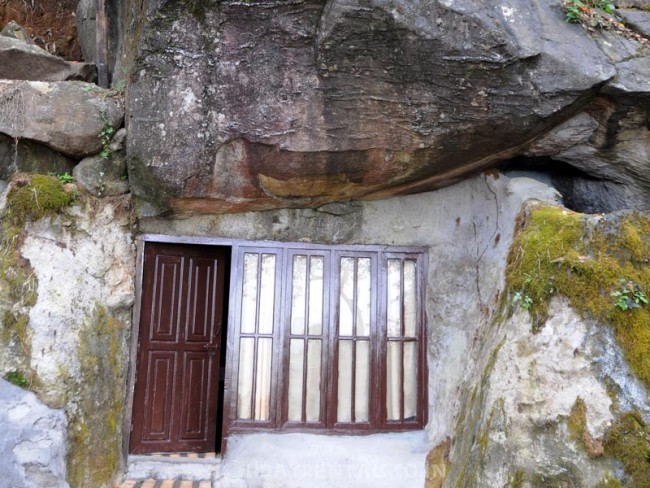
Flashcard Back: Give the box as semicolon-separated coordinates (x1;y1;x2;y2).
0;36;96;82
126;0;649;213
0;379;69;488
73;128;129;196
0;80;124;158
0;133;75;179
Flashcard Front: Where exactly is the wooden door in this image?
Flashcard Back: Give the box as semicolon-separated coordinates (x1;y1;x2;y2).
130;242;228;454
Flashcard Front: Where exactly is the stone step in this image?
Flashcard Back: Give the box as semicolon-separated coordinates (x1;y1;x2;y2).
120;480;211;488
126;454;221;482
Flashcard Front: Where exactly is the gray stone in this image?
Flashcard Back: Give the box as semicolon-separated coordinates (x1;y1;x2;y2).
126;0;616;212
73;154;129;197
76;0;96;64
0;36;96;82
0;134;76;180
0;379;68;488
0;80;124;158
0;20;32;44
618;8;650;37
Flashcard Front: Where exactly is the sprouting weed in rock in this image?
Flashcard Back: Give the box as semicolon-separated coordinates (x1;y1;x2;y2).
513;291;533;311
48;172;74;184
612;279;648;311
98;109;114;159
562;0;620;28
5;370;27;387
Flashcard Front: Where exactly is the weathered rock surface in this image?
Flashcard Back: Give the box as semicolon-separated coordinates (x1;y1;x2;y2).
0;379;69;488
125;0;650;213
73;128;129;196
0;20;32;43
0;36;96;82
0;133;76;179
0;80;124;158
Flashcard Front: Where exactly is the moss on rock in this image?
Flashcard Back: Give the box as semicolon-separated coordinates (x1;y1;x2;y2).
603;412;650;488
506;205;650;388
66;304;126;488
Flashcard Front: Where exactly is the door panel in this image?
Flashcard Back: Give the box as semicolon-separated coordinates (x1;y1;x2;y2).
130;242;228;454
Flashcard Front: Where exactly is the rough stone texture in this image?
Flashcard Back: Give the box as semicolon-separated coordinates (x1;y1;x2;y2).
1;20;32;43
126;0;621;213
447;297;650;487
0;379;69;488
0;80;124;158
0;133;76;180
524;93;650;211
0;36;96;82
73;128;129;196
618;8;650;37
0;190;135;488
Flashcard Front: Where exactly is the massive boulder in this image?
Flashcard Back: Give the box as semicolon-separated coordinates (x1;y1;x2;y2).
125;0;650;214
0;80;123;158
0;36;96;82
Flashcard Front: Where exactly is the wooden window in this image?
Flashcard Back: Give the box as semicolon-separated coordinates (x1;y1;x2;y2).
227;244;427;433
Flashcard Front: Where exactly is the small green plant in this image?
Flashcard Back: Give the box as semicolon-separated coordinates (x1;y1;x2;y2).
513;291;533;311
5;370;27;387
98;108;115;159
612;279;648;311
563;0;618;27
48;172;74;184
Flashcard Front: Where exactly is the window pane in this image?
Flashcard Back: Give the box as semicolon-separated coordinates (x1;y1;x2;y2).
287;339;304;422
258;254;276;334
387;259;401;337
404;341;418;421
237;337;255;419
291;256;307;335
356;258;371;337
241;254;258;334
254;338;273;420
386;341;401;421
337;340;353;422
339;258;354;336
355;340;369;422
305;339;321;422
404;260;417;337
308;257;324;335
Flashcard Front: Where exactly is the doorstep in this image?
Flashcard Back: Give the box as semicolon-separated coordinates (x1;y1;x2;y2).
120;480;211;488
126;453;221;483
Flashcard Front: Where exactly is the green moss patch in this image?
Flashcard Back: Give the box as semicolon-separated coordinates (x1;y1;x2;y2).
603;412;650;488
506;205;650;388
66;305;126;488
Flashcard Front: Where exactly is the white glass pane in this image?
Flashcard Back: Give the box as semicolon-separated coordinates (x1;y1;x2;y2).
254;338;273;420
356;258;371;337
258;254;276;334
386;341;401;421
355;341;369;422
291;256;307;335
387;259;402;337
404;260;417;337
308;257;324;335
337;340;353;422
241;254;258;334
305;339;322;422
339;258;355;336
404;342;418;420
288;339;305;422
237;337;255;419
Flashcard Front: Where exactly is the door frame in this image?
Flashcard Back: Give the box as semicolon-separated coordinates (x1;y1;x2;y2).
123;234;238;461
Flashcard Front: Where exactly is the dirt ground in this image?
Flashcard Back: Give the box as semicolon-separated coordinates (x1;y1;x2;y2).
0;0;81;60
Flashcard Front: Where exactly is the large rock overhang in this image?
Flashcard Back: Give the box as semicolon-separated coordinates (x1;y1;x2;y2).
124;0;615;214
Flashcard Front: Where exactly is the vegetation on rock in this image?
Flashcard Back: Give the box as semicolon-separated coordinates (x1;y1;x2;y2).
506;205;650;388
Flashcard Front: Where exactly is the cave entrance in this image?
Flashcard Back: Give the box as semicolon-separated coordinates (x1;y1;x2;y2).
129;241;231;455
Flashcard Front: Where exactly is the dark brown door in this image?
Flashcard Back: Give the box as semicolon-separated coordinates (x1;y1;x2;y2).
130;242;228;454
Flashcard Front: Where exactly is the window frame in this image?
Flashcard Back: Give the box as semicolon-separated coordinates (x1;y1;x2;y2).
224;240;428;436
